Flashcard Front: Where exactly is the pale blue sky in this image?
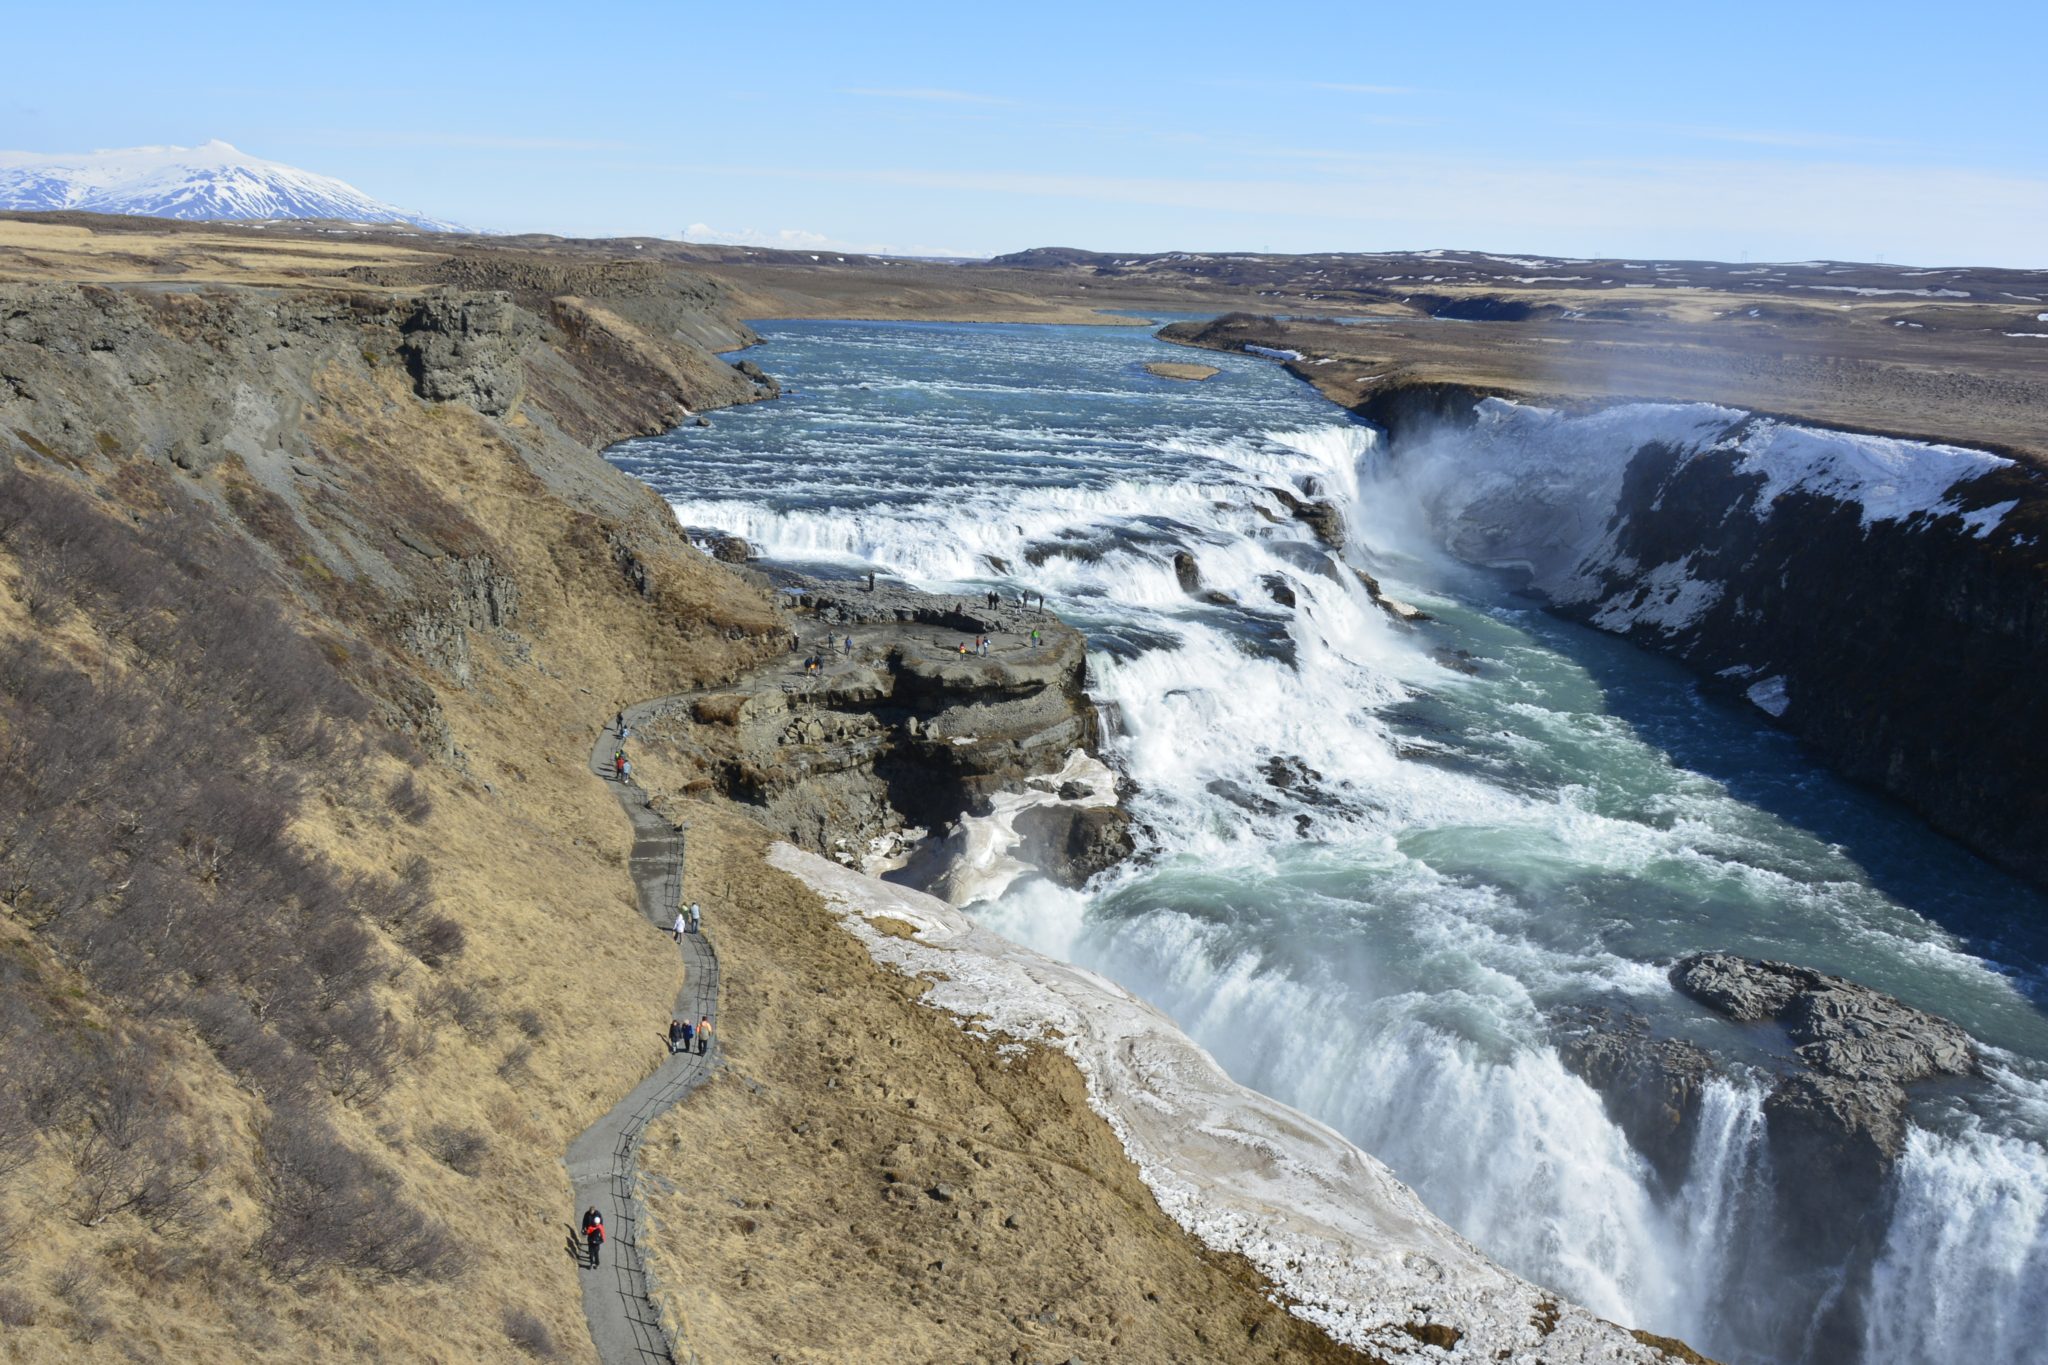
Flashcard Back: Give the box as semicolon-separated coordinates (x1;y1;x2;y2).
9;1;2046;264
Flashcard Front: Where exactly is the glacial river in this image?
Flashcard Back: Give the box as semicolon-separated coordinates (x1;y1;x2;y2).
608;319;2048;1365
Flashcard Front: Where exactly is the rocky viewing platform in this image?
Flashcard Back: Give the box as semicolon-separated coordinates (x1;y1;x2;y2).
636;575;1134;891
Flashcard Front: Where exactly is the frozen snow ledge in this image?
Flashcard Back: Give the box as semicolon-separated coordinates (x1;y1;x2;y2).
769;841;1684;1363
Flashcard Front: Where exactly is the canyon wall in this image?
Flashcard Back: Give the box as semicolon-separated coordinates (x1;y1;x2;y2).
1356;383;2048;889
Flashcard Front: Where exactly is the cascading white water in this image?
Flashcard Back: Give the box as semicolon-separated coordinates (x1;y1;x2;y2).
612;319;2048;1365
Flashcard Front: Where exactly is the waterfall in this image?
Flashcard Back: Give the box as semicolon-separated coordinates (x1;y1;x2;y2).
616;319;2048;1365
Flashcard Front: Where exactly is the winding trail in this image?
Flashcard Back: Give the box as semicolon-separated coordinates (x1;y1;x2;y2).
567;702;720;1365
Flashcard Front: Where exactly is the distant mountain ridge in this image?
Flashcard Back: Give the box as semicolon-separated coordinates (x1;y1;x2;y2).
0;140;460;231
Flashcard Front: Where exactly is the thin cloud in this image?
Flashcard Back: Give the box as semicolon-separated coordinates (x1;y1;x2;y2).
683;222;976;259
1311;82;1418;96
310;130;631;152
1662;123;1905;152
839;87;1017;106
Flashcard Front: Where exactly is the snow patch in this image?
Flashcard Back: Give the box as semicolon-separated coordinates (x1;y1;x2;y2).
1244;344;1305;361
1948;499;2019;537
1591;556;1725;634
1746;676;1790;717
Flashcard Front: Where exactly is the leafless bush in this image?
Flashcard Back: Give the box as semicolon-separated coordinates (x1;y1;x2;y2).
0;1286;37;1328
497;1042;534;1084
404;914;467;970
423;1124;490;1177
510;1007;547;1042
421;981;495;1036
62;1061;210;1232
258;1116;463;1283
49;1258;109;1341
314;1002;400;1107
386;772;434;824
503;1307;560;1359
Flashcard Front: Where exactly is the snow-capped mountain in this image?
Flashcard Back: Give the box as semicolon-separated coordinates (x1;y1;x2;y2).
0;141;461;231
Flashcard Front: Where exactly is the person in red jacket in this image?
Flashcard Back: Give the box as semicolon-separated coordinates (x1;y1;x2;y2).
582;1207;605;1268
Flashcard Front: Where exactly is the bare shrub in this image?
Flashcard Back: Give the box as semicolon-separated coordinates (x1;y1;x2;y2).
421;981;495;1036
497;1042;534;1084
404;914;467;970
48;1258;109;1341
423;1124;490;1177
314;1002;400;1107
385;772;433;825
503;1307;560;1359
510;1007;547;1042
0;1286;37;1328
258;1116;462;1283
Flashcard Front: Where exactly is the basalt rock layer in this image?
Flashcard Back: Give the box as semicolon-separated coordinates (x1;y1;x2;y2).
642;580;1124;875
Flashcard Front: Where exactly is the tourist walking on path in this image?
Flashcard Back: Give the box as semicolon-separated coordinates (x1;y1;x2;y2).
613;750;626;781
843;634;853;656
672;909;687;942
614;710;625;734
582;1208;606;1268
667;1019;685;1054
621;757;633;784
679;1018;694;1054
689;902;702;935
697;1015;713;1055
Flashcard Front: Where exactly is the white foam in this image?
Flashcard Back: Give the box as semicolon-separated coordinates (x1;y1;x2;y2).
770;843;1671;1362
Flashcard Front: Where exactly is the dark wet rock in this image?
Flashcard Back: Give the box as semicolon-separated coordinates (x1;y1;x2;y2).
1260;755;1322;792
730;357;781;396
1354;566;1432;623
693;415;711;427
1172;550;1201;594
1671;953;1980;1089
1013;804;1135;889
1669;952;1804;1022
1266;484;1346;551
705;533;752;564
1666;952;1981;1292
1431;646;1480;675
1260;574;1296;608
1551;1006;1716;1189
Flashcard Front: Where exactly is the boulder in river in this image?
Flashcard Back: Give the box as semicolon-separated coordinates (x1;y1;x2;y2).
1172;550;1201;594
1013;803;1136;888
1669;952;1980;1090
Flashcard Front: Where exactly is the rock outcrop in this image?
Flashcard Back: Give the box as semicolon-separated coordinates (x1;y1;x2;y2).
645;580;1123;883
1550;1006;1716;1190
1557;952;1982;1347
1668;952;1979;1213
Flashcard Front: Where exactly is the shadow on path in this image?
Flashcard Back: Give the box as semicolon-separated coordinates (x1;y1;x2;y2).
567;702;721;1365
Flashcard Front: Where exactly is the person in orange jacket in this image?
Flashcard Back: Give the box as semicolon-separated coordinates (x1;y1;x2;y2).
582;1207;606;1268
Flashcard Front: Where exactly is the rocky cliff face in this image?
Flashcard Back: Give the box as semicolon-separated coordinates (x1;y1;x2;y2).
638;580;1128;883
1354;383;2048;890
